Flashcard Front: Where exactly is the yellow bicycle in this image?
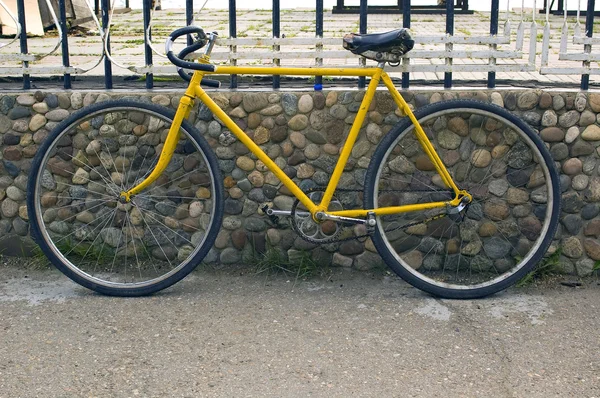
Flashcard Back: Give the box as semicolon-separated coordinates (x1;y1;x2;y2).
27;27;560;298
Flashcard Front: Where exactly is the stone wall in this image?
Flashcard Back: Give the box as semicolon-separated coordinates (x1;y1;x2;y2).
0;89;599;276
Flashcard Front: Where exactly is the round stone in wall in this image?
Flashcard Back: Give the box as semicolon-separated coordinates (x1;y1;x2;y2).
540;127;564;142
1;198;18;217
565;126;580;144
581;124;600;140
572;174;589;191
541;110;557;127
483;237;512;259
298;94;314;113
558;111;580;128
562;158;583;175
516;91;539;110
470;149;492;168
242;93;269;113
281;93;298;115
438;130;461;149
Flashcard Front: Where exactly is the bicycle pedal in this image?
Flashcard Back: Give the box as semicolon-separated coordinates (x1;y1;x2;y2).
261;205;281;227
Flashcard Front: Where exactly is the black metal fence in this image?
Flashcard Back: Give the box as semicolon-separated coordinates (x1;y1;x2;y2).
7;0;600;90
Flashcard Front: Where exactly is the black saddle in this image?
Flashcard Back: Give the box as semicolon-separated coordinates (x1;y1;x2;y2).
342;28;414;63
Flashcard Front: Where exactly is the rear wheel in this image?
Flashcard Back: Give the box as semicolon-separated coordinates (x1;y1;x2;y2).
27;100;224;296
364;100;560;299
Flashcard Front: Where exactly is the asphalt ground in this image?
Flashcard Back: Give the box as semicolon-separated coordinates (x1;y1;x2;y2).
1;262;599;397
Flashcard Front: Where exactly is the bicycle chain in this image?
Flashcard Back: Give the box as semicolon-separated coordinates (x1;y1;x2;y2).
290;186;454;245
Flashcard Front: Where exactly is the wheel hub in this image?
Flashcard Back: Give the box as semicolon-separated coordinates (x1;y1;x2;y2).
119;192;131;204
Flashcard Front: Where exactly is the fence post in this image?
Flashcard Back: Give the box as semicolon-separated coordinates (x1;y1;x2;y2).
143;0;153;89
58;0;71;89
229;0;237;88
358;0;367;88
16;0;30;89
445;0;454;88
401;0;410;89
186;0;194;45
101;0;113;89
273;0;281;89
488;0;499;88
581;0;595;90
316;0;324;88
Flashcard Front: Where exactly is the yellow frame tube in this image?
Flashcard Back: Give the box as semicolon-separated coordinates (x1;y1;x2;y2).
329;200;449;218
124;72;203;200
380;73;460;195
210;66;377;77
193;83;318;213
124;65;465;218
318;69;382;212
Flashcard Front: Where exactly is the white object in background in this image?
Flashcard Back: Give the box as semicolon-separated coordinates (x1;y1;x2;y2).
0;0;44;36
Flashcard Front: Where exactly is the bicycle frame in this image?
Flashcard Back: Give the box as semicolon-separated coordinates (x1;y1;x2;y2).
121;64;469;220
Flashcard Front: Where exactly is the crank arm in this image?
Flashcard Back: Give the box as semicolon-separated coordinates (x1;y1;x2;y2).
264;208;310;218
266;206;374;227
315;212;376;226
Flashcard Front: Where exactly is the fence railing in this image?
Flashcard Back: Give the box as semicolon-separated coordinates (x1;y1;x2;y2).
0;0;599;90
540;0;597;89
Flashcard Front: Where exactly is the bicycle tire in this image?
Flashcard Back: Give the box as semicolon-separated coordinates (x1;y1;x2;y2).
364;99;560;299
27;99;224;296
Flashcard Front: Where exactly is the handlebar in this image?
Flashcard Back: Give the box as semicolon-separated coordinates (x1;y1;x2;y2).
165;26;221;86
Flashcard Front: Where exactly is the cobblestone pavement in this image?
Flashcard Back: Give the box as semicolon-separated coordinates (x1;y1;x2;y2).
0;7;592;87
0;263;599;397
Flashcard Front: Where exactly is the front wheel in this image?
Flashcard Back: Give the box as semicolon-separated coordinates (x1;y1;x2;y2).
27;100;224;296
364;100;560;299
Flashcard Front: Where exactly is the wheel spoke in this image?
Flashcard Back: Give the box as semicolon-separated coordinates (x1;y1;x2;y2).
30;101;222;296
368;102;559;298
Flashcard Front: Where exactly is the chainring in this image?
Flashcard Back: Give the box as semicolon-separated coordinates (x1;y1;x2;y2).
291;190;344;244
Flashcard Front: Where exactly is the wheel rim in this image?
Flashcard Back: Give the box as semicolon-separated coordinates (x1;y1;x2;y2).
373;107;556;291
33;105;218;290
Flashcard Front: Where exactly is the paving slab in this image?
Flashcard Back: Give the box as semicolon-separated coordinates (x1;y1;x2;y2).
0;262;599;397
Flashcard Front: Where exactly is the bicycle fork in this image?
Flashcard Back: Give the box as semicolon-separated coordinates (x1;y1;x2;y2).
118;94;194;204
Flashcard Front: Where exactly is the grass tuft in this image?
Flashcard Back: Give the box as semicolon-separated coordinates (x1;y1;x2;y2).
246;240;326;281
516;248;562;287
